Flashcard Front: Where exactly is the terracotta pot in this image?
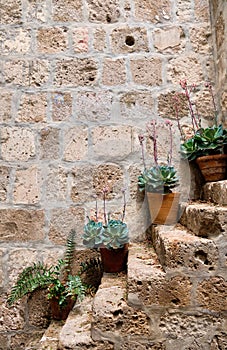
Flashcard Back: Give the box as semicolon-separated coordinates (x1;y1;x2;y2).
50;296;75;320
100;244;129;273
196;154;227;182
147;192;180;225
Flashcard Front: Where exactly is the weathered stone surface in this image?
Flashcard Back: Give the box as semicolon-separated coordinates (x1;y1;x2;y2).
0;249;5;287
24;0;49;23
13;166;41;204
27;289;51;328
1;127;36;161
120;340;166;349
0;90;12;122
0;334;8;350
130;58;162;86
93;28;107;52
0;0;22;24
196;276;227;311
71;165;94;204
17;92;47;122
76;91;113;122
37;321;62;350
0;166;10;202
10;332;43;350
180;202;227;238
120;91;154;119
203;180;227;205
87;0;120;23
157;90;188;118
63;126;88;161
49;207;85;245
72;27;89;53
39;127;60;159
51;92;72;121
195;0;210;22
102;58;126;86
167;54;204;85
43;165;68;202
37;27;68;53
153;27;184;52
176;0;192;22
91;125;132;160
111;27;149;53
134;0;171;23
52;0;83;22
152;225;219;272
0;28;31;55
210;333;227;350
0;209;45;242
93;164;123;199
189;25;212;54
0;295;25;331
54;58;97;86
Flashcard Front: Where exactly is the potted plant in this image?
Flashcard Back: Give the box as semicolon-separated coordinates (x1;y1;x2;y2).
177;81;227;182
82;188;129;273
138;120;180;225
7;230;87;320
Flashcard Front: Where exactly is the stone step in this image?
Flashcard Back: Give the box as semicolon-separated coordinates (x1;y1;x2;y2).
202;180;227;205
151;224;219;273
179;201;227;238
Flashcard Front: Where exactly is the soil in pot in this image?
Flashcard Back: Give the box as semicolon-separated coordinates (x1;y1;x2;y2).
147;192;180;225
100;244;128;273
196;154;227;182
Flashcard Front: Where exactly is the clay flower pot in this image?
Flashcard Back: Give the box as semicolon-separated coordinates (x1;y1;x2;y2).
50;296;76;320
196;154;227;182
99;244;129;273
147;192;180;225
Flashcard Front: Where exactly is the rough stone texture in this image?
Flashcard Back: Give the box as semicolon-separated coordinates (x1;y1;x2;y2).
13;166;41;204
43;165;68;202
92;164;123;199
51;92;72;121
202;180;227;205
196;276;227;312
134;0;171;23
76;91;113;122
0;209;45;242
27;289;51;328
10;332;43;350
1;127;36;161
0;0;22;24
157;91;188;118
24;0;49;23
153;27;184;52
72;28;89;53
111;27;149;54
102;58;126;86
87;0;120;23
93;29;107;52
0;28;31;55
39;127;60;159
54;58;97;86
63;126;88;161
52;0;83;22
130;58;162;86
189;25;212;54
17;92;47;123
120;91;154;119
0;166;10;202
71;165;94;204
37;27;68;53
0;90;12;122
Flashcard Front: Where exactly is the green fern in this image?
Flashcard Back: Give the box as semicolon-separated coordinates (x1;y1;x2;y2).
63;229;76;274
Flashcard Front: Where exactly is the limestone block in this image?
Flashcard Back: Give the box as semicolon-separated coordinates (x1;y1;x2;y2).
167;54;204;85
210;333;227;350
159;312;222;346
152;225;219;272
153;27;184;52
52;0;83;22
157;90;188;119
71;165;94;204
17;92;47;123
128;244;192;307
0;0;22;24
0;90;12;122
120;340;166;350
73;28;89;53
0;209;45;242
111;26;149;54
0;28;31;55
27;289;51;328
43;165;68;202
49;207;85;245
51;92;72;121
0;249;5;287
134;0;171;23
91;125;132;160
26;59;50;87
102;58;126;86
0;334;8;350
93;164;123;199
0;166;10;202
10;332;43;350
37;27;68;53
195;0;210;22
87;0;120;23
130;58;162;86
63;126;88;161
39;127;60;159
196;276;227;311
37;321;62;350
13;166;40;204
180;203;227;238
54;58;97;86
190;25;212;54
76;90;113;122
93;28;107;52
24;0;49;23
203;180;227;205
120;91;154;119
0;295;25;331
1;127;36;161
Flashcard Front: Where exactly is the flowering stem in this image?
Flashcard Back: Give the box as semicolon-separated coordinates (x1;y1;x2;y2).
138;135;146;170
173;94;184;140
147;121;158;166
180;80;199;132
103;187;108;225
165;120;173;165
121;188;126;222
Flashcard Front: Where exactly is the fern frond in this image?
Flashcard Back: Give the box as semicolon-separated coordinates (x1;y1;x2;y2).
63;230;76;274
79;257;103;275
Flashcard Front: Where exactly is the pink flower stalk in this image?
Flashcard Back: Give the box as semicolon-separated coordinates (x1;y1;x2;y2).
180;80;199;132
147;120;158;165
173;94;184;139
205;82;218;126
165;120;173;165
102;186;109;225
121;188;126;222
138;134;146;170
92;194;98;221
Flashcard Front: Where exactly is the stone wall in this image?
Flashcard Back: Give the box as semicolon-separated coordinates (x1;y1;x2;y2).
0;0;223;347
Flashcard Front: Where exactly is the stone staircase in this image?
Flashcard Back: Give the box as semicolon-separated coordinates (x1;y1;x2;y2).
29;181;227;350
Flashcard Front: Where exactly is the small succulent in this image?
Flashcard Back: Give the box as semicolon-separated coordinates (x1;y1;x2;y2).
102;220;129;249
83;219;103;248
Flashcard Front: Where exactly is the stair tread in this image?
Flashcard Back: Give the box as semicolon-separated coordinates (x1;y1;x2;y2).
203;180;227;205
